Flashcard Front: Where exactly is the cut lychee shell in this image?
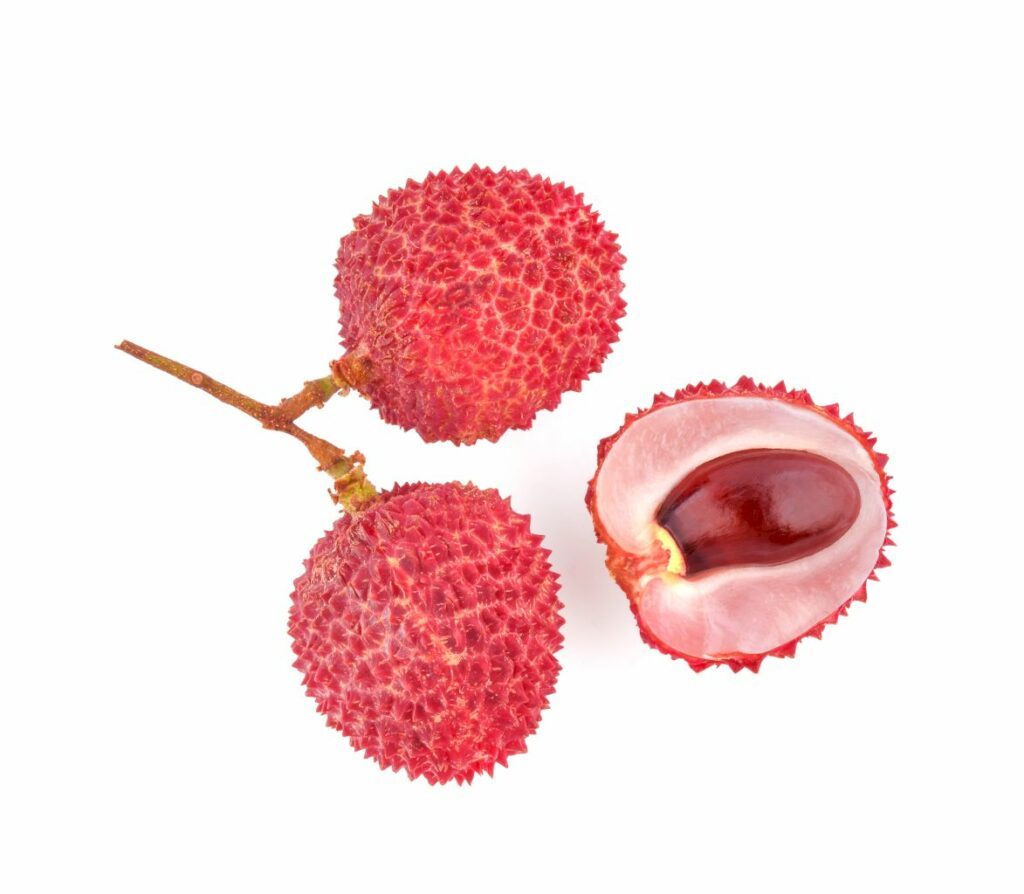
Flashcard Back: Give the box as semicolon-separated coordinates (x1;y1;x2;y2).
587;378;894;671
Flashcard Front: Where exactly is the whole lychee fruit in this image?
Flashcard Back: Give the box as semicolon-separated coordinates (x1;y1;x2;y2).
289;482;563;783
115;341;564;782
587;378;894;671
332;165;626;444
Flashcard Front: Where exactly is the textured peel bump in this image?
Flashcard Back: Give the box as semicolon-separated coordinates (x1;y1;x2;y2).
289;482;563;783
586;377;895;672
334;165;626;444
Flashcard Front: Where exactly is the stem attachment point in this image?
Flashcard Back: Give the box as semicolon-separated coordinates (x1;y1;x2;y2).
116;340;377;513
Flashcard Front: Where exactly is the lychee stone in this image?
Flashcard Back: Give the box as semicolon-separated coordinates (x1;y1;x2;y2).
333;165;626;445
587;378;895;671
289;482;564;783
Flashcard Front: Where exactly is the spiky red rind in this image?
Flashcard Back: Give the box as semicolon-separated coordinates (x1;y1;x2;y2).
335;165;626;444
586;377;896;672
289;481;564;783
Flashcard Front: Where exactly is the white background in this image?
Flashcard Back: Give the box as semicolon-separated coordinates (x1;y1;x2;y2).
3;2;1022;892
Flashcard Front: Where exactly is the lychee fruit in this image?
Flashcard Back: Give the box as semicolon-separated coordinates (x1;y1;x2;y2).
290;481;563;784
332;165;626;444
116;341;563;782
587;377;894;671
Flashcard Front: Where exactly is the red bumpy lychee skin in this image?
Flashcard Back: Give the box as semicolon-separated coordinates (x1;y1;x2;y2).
587;377;895;672
333;165;626;445
289;482;563;784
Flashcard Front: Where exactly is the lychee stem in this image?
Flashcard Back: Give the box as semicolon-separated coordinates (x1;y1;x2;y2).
115;340;377;512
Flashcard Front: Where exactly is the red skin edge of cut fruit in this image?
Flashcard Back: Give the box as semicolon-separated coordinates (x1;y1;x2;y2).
585;376;896;673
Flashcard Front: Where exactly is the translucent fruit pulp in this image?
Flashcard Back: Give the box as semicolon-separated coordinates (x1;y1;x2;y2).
656;449;861;576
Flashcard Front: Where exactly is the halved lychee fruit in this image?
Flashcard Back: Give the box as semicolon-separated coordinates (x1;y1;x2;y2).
587;378;894;671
